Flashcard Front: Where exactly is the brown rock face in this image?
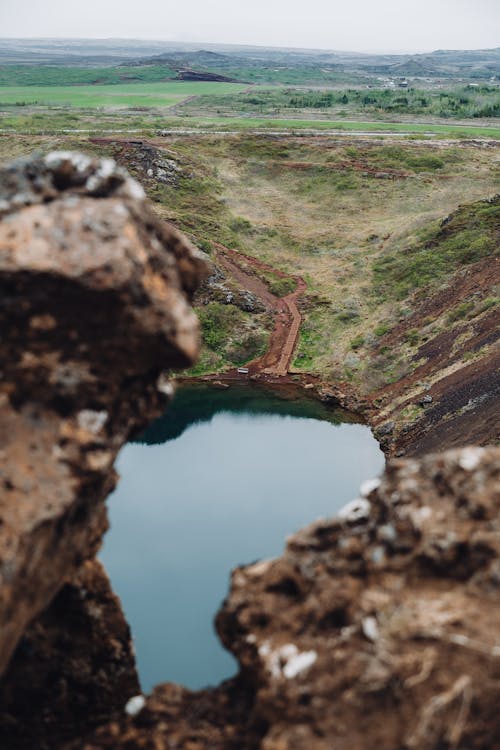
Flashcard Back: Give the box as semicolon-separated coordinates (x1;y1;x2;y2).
76;447;500;750
0;560;139;750
219;445;500;750
0;152;206;676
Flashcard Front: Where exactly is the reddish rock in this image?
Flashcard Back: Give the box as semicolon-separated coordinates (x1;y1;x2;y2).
0;560;139;750
0;151;206;676
218;445;500;750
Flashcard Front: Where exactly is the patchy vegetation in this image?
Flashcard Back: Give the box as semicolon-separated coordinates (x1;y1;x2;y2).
373;195;500;300
180;84;500;120
196;301;269;370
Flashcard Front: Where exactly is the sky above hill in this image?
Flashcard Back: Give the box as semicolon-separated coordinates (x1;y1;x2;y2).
1;0;498;53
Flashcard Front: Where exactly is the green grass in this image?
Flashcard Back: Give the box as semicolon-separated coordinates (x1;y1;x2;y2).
0;82;247;109
373;195;500;300
446;301;476;322
268;277;296;296
0;64;177;86
193;302;269;373
293;308;340;371
374;322;391;336
349;145;446;172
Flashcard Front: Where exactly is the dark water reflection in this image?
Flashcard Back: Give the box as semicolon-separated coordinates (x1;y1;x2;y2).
100;384;384;692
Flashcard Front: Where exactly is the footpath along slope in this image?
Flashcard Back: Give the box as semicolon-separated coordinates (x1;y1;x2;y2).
213;242;306;376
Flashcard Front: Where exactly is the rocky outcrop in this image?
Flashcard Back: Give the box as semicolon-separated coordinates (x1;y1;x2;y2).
0;560;139;750
196;259;267;313
99;141;183;187
176;69;241;83
0;151;206;678
72;446;500;750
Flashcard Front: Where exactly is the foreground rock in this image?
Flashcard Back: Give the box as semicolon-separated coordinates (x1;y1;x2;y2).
0;561;139;750
73;446;500;750
0;151;206;676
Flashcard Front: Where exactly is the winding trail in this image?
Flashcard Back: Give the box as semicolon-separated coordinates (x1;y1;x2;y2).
86;133;308;377
213;243;306;376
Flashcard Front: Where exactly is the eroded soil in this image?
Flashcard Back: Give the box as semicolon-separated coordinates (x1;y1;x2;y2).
370;255;500;455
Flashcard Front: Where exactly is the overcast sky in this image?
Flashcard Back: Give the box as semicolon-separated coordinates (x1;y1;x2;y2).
1;0;498;53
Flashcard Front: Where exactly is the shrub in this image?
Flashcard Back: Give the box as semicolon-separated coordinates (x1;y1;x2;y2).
229;216;254;234
374;322;391;337
269;277;296;297
446;301;475;323
404;328;420;346
227;331;267;364
350;334;365;350
198;302;237;351
477;297;498;314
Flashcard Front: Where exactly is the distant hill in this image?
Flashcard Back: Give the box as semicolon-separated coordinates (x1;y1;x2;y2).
0;38;498;78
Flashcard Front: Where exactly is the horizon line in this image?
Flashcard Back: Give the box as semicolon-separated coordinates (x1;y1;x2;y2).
0;36;498;57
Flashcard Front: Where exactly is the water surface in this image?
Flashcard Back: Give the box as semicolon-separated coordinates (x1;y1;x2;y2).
100;384;384;691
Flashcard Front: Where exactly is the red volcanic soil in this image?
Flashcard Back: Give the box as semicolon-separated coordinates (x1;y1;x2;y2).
370;256;500;456
213;243;306;376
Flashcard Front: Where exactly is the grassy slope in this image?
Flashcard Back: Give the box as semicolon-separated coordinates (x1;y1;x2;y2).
373;196;500;300
0;131;497;412
0;64;177;86
103;132;494;388
201;139;498;449
364;195;499;451
188;135;497;371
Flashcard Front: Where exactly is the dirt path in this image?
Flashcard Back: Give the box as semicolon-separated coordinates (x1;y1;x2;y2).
213;243;306;376
87;134;308;376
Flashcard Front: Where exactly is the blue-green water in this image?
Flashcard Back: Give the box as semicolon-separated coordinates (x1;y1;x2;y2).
100;384;384;692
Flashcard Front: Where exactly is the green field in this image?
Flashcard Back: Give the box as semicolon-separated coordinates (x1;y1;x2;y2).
0;82;247;109
1;72;498;139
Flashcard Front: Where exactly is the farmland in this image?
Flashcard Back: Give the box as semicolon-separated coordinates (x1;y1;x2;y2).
0;81;247;109
0;47;498;137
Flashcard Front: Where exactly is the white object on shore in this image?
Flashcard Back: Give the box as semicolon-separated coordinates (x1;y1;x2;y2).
125;694;146;717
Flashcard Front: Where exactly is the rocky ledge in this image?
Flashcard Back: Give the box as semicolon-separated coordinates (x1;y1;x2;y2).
0;152;205;711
